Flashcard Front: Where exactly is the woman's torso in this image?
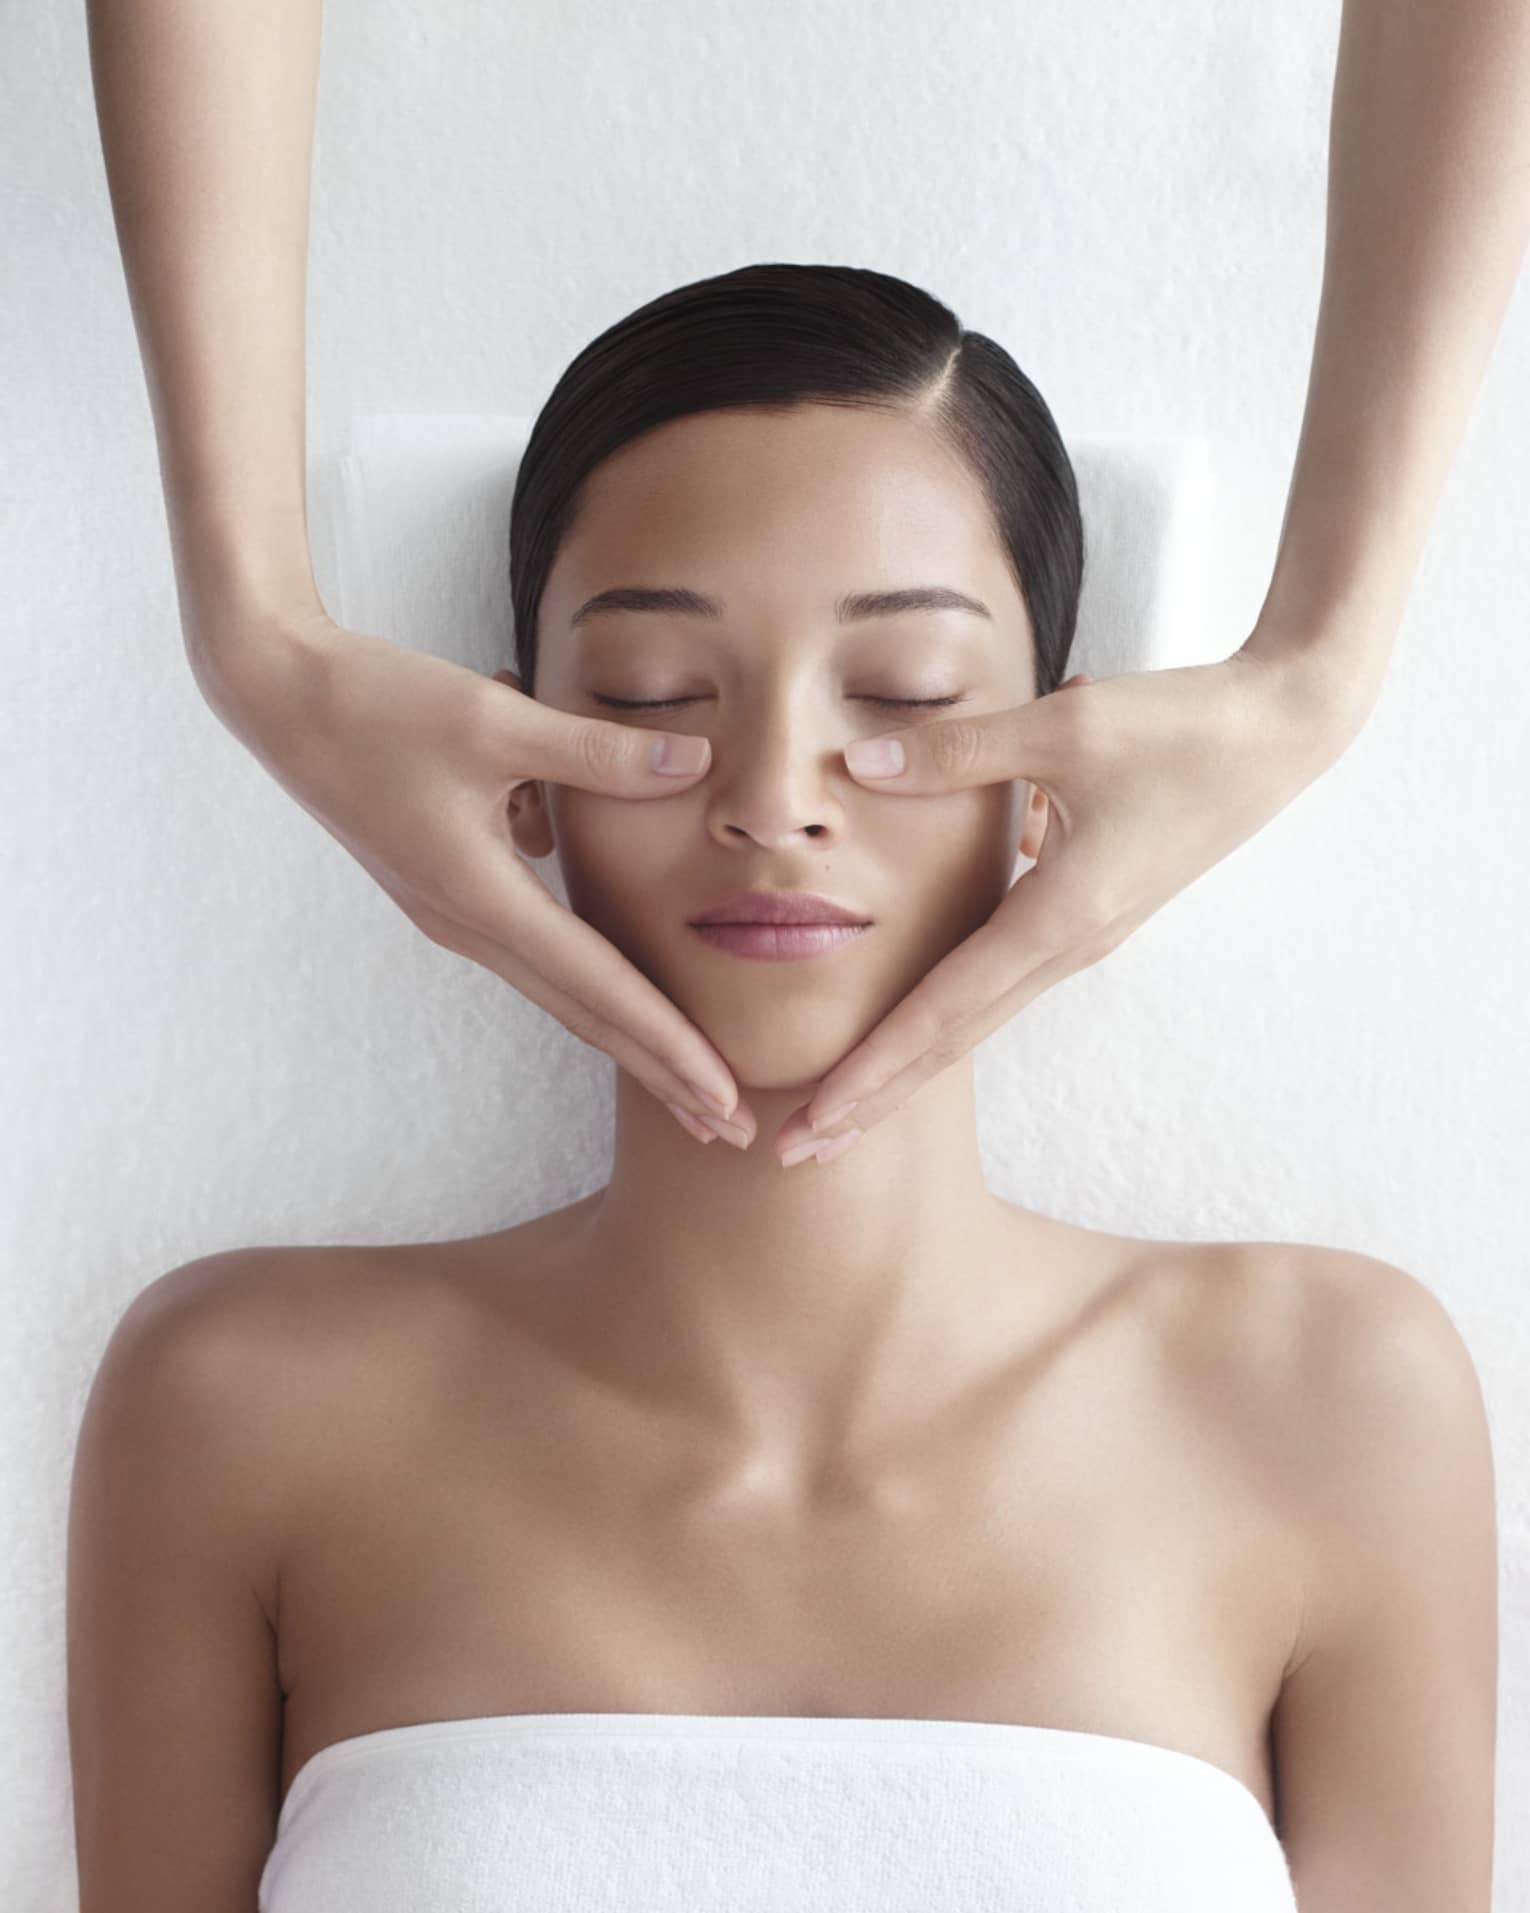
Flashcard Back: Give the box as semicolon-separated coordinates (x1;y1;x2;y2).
260;1203;1314;1834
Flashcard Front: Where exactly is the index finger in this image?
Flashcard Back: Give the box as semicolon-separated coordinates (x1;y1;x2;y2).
438;837;749;1131
794;853;1109;1143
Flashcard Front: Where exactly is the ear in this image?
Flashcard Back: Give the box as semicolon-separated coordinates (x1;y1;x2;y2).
1017;780;1049;861
490;669;556;860
1014;672;1087;863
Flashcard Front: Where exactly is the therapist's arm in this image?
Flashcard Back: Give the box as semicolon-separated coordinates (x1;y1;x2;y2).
82;0;752;1132
1241;0;1530;735
85;0;324;707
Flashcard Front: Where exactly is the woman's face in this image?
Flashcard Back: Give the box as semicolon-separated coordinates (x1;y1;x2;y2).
503;400;1052;1092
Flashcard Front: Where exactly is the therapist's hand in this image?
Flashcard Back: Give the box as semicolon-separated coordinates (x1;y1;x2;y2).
774;646;1357;1164
194;604;755;1144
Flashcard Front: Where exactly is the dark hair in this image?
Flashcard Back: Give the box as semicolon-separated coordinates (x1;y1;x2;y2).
508;262;1085;699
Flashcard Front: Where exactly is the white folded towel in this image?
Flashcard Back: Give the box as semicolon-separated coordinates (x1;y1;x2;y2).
258;1711;1298;1912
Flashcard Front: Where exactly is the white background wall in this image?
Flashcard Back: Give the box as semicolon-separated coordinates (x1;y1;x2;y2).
4;0;1527;1905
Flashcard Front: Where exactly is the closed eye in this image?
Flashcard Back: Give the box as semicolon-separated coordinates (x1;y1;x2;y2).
591;694;967;711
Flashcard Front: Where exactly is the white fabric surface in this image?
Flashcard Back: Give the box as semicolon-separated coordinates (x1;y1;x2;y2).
305;415;1216;681
258;1711;1299;1913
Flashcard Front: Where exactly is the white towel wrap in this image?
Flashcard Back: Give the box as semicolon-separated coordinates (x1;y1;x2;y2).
258;1710;1299;1912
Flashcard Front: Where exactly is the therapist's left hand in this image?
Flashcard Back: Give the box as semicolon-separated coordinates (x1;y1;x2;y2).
774;646;1358;1165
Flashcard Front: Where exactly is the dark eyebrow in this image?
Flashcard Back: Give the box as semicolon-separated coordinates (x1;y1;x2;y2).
569;584;994;629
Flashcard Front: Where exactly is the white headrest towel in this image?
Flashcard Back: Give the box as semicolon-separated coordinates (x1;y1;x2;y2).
258;1712;1299;1912
306;415;1214;682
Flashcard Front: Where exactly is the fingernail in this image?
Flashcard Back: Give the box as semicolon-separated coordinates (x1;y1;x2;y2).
665;1100;718;1144
809;1100;858;1136
844;736;905;778
779;1137;820;1169
652;735;710;775
812;1126;863;1166
699;1111;752;1150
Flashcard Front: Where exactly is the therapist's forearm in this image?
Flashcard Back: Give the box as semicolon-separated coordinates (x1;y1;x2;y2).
1242;0;1530;731
86;0;325;677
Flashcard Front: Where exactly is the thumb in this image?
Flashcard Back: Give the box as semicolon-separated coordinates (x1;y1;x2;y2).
489;669;712;792
842;672;1090;794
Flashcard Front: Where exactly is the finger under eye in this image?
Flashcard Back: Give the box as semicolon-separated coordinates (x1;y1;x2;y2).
844;694;1085;795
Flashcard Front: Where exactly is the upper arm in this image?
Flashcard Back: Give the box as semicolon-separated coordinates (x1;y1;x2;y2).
67;1253;289;1911
1272;1253;1498;1912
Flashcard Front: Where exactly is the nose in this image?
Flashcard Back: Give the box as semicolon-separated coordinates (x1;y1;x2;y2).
698;701;851;851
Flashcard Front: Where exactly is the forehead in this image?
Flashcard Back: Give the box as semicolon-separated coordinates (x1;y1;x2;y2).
539;402;1023;633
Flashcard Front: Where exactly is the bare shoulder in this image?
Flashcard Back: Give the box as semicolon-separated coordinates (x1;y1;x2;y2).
68;1243;436;1905
127;1240;430;1370
1209;1239;1495;1635
1261;1241;1495;1550
1224;1239;1488;1423
123;1232;535;1444
105;1247;350;1428
1156;1238;1488;1504
114;1244;423;1533
1177;1236;1481;1387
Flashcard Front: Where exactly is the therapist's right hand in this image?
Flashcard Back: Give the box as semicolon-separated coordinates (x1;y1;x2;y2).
192;602;754;1145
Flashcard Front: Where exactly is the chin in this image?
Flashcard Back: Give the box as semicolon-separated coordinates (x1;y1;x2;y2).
701;1040;866;1095
665;977;911;1093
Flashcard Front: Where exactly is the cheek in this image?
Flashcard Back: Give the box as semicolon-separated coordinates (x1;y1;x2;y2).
901;785;1019;885
545;788;670;924
862;787;1021;961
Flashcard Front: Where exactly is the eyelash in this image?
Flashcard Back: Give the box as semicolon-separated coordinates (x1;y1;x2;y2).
591;694;967;711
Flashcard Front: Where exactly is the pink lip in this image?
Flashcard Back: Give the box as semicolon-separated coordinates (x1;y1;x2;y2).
689;922;872;962
688;889;871;927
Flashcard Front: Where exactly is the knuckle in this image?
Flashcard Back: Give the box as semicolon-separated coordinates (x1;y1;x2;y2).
906;998;968;1071
576;718;634;781
926;717;987;779
902;993;950;1056
924;1027;969;1070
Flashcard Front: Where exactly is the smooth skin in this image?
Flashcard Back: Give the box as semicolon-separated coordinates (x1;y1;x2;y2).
86;0;1530;1160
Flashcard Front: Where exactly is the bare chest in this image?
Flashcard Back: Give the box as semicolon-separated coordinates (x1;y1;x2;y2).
271;1246;1304;1828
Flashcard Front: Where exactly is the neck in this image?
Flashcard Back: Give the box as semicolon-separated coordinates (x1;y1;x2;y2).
553;1059;1044;1461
